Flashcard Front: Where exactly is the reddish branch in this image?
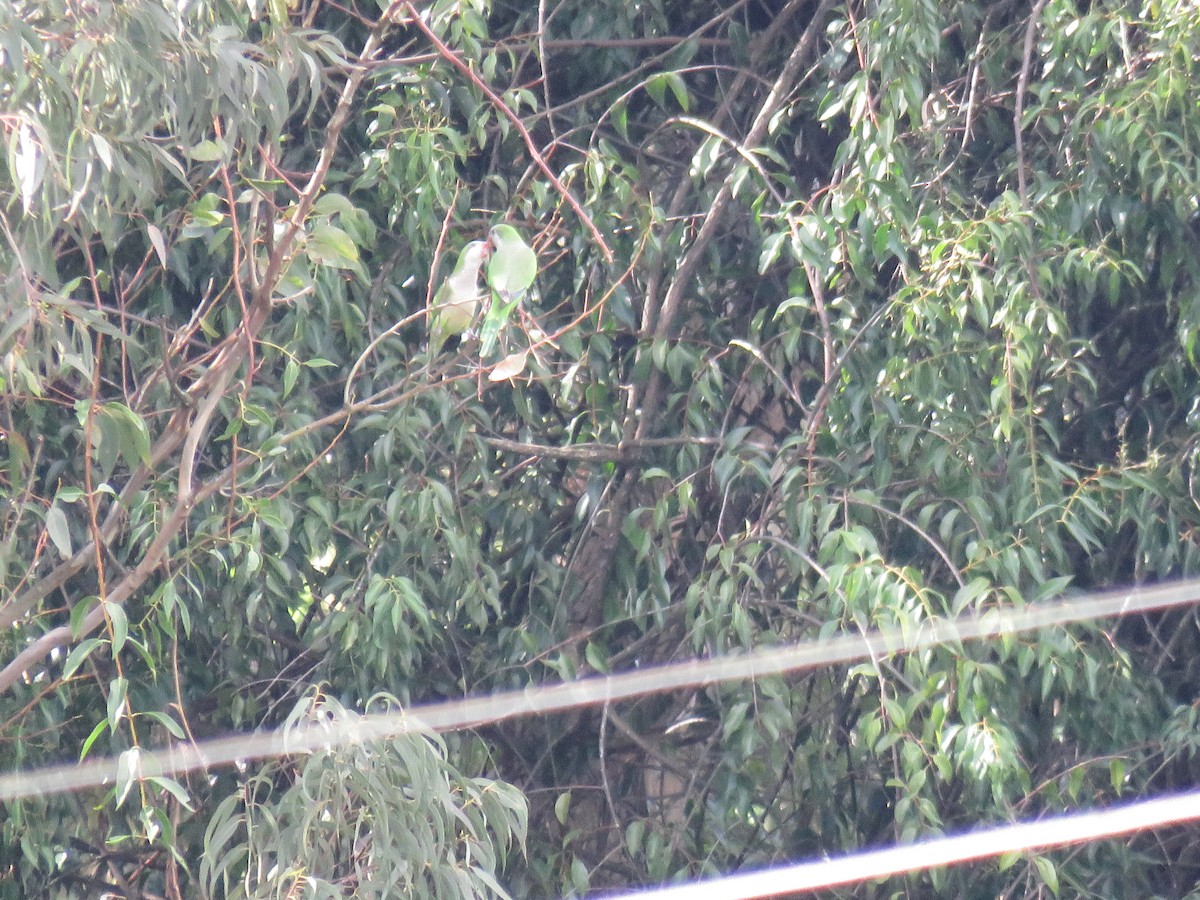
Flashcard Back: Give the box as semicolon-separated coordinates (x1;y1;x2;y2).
397;1;613;262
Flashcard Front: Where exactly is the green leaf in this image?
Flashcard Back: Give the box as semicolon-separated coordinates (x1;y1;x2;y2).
188;192;226;227
646;72;669;108
1109;758;1126;794
12;121;44;213
70;596;100;639
997;851;1020;872
80;718;110;761
759;232;787;273
45;504;72;558
554;790;571;826
312;192;355;217
105;600;129;655
98;402;152;467
1067;766;1085;801
308;223;360;269
141;709;186;740
584;641;609;673
283;357;300;398
612;99;629;141
115;747;140;808
146;223;168;267
187;139;227;162
625;820;645;856
1034;856;1060;896
148;775;194;810
62;637;103;679
665;72;689;111
107;675;128;728
570;857;590;895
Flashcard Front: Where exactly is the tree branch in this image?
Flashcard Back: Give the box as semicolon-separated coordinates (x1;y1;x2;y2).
633;0;835;442
398;1;613;261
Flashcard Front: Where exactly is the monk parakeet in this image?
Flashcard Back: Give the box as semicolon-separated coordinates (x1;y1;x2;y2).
429;240;490;356
480;225;538;356
486;224;537;296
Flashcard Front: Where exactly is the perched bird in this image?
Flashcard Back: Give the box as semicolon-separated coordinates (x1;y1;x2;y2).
428;240;490;356
480;225;538;357
486;224;537;297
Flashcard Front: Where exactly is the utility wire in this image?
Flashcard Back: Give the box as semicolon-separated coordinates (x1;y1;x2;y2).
0;578;1196;802
599;788;1200;899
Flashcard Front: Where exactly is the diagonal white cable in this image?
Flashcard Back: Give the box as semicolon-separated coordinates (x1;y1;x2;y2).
0;579;1196;801
599;788;1200;899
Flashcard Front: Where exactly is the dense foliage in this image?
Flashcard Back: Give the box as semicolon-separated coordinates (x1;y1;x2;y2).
3;0;1200;896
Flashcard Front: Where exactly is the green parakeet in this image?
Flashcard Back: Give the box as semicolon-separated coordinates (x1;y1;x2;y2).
429;240;490;356
486;224;537;296
480;225;538;356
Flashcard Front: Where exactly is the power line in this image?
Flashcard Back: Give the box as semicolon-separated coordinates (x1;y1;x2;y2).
0;578;1196;802
599;788;1200;899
